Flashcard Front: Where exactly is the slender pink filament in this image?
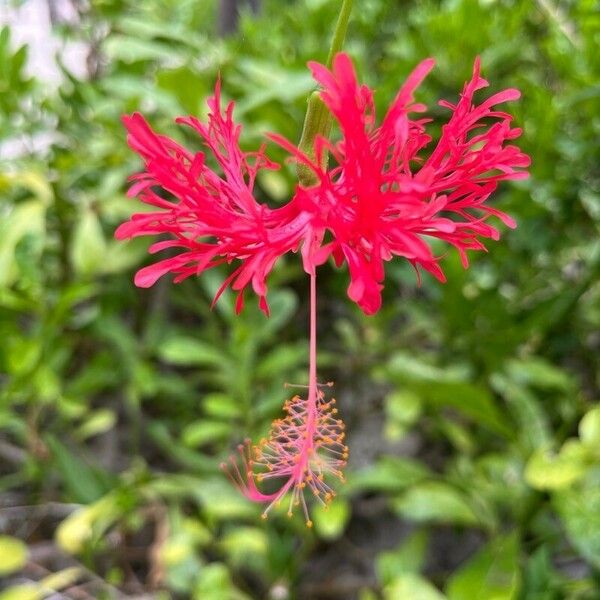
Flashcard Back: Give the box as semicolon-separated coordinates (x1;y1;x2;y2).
222;272;347;526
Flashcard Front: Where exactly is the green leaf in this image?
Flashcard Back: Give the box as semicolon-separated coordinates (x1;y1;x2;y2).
55;495;120;554
312;498;350;540
525;441;590;491
161;513;211;569
348;456;431;494
505;358;573;391
193;562;250;600
146;424;216;473
446;532;520;600
39;567;82;593
101;239;148;275
161;538;193;567
181;421;231;447
104;35;185;63
376;531;429;584
6;338;40;376
256;343;307;379
47;436;110;503
74;409;117;441
384;574;447;600
0;171;52;205
0;535;28;576
70;208;107;276
393;482;479;526
554;473;600;569
0;585;42;600
0;199;46;288
163;477;257;521
385;390;422;439
156;66;208;114
490;374;551;448
220;527;268;569
520;547;562;600
158;336;225;367
203;394;241;419
579;406;600;448
418;381;512;438
386;352;469;384
385;390;422;425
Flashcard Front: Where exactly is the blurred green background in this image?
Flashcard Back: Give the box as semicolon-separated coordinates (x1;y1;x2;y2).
0;0;599;598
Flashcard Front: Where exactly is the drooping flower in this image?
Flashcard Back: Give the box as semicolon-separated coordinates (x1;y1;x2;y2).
117;53;528;525
115;81;308;315
272;53;530;314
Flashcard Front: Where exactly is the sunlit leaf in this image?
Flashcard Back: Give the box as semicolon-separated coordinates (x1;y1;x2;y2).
384;574;447;600
0;584;41;600
0;536;28;576
313;498;350;540
579;406;600;448
525;441;591;491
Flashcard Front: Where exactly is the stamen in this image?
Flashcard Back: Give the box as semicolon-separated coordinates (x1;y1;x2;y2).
222;273;347;526
222;386;347;524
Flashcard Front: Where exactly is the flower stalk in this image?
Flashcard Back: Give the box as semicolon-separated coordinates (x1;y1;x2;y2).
326;0;354;69
297;0;353;186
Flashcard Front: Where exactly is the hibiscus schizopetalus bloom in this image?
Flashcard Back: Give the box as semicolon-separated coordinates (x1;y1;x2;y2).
117;53;529;525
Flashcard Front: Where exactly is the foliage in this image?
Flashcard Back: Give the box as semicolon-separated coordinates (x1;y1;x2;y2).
0;0;599;598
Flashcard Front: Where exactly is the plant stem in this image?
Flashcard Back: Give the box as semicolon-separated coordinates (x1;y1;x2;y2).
296;0;353;186
326;0;354;68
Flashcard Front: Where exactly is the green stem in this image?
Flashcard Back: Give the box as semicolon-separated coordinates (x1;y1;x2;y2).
296;0;353;187
326;0;354;69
